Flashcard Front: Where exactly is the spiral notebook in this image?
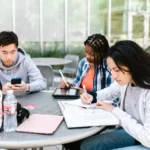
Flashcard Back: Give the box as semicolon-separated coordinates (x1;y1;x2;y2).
58;99;119;128
16;114;63;134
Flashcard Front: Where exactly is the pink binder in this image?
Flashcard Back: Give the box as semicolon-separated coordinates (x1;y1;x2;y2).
16;114;63;134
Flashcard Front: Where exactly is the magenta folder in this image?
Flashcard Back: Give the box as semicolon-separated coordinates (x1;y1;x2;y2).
16;114;63;134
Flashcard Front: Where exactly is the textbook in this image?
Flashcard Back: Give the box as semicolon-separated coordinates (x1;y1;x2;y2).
58;99;119;128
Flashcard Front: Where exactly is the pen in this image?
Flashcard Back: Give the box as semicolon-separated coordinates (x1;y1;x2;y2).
59;69;69;88
83;85;92;105
83;85;87;93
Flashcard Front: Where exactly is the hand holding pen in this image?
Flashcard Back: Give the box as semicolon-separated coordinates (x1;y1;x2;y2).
83;85;87;93
59;69;69;88
80;85;93;104
60;81;72;88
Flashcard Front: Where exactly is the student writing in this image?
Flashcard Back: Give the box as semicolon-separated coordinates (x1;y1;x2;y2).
80;40;150;150
60;34;113;102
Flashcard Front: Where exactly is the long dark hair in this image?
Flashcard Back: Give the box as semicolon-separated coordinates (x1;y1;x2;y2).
84;34;109;89
108;40;150;89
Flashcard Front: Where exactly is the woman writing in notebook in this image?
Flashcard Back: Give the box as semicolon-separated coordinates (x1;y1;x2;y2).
80;40;150;150
60;34;113;102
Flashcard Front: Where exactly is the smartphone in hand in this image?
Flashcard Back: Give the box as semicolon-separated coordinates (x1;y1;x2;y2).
11;78;22;84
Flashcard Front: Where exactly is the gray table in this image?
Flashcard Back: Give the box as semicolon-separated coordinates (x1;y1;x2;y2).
32;58;72;66
0;91;104;149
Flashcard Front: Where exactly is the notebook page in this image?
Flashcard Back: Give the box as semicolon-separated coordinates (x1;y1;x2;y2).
64;99;96;109
58;101;119;128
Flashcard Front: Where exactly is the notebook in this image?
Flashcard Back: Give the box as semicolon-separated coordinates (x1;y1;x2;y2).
58;99;119;128
16;114;63;134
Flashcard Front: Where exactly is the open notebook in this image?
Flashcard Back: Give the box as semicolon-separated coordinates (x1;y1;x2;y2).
58;99;119;128
16;114;63;134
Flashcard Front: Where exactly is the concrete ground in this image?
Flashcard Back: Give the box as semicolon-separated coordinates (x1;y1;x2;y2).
44;145;62;150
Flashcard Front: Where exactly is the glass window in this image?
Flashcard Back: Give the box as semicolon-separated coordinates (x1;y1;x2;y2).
110;0;128;45
0;0;13;31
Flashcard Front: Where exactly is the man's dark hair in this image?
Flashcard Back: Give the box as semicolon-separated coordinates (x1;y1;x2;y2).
108;40;150;89
0;31;18;47
84;34;110;89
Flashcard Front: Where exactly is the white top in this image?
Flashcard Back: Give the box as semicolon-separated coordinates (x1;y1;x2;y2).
97;81;150;148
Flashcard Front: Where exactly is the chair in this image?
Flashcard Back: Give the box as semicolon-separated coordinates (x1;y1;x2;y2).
37;65;54;89
60;54;79;77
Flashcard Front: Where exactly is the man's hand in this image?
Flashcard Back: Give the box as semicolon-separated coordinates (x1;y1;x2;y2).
3;82;13;94
96;100;115;112
11;83;30;93
80;92;93;104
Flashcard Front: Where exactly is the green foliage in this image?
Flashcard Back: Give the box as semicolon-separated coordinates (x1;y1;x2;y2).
43;49;65;58
43;42;65;57
19;41;85;59
19;42;41;57
67;42;85;60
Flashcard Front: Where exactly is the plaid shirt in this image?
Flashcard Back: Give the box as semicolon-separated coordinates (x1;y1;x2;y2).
73;58;113;92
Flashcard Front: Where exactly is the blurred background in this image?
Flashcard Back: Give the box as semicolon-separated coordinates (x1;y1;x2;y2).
0;0;150;59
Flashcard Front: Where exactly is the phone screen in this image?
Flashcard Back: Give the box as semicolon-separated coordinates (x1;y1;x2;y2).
11;78;22;84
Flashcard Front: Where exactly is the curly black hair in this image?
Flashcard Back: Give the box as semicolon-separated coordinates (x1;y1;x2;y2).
84;34;109;89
